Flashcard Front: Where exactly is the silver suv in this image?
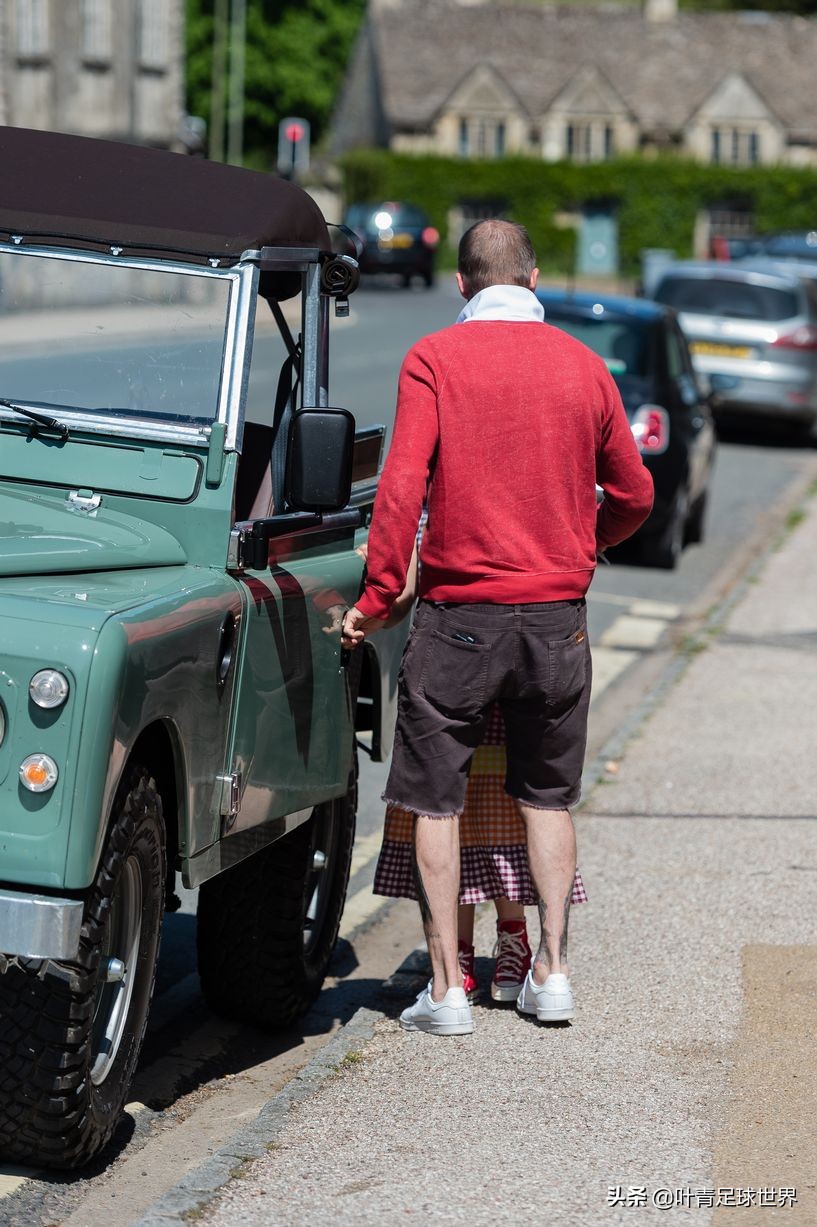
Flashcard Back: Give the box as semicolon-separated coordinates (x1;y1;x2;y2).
651;261;817;436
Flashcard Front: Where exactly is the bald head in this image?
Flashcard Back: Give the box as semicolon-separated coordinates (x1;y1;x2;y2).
457;219;538;298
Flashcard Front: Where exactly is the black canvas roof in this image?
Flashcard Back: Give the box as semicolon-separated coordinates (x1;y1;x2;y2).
0;127;331;263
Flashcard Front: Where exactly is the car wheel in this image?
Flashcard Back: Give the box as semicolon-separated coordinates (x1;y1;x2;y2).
197;757;357;1032
642;489;688;569
401;272;413;289
684;489;708;546
0;766;165;1169
423;268;436;289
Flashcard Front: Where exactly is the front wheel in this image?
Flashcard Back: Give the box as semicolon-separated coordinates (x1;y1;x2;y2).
641;489;688;569
0;767;165;1169
197;759;357;1031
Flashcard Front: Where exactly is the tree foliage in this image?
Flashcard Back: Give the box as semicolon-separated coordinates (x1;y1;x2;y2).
186;0;366;168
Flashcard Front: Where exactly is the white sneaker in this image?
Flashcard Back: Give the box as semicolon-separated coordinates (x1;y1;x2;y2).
399;983;474;1035
516;970;574;1022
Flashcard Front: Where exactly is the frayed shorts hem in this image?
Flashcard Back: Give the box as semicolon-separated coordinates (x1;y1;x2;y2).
381;794;462;820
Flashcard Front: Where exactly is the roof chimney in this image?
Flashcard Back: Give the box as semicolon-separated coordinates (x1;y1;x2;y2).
644;0;677;21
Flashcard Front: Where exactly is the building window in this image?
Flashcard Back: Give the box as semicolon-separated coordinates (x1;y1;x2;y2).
458;118;469;157
566;121;607;163
710;126;761;167
495;121;506;158
139;0;170;69
82;0;113;61
16;0;49;57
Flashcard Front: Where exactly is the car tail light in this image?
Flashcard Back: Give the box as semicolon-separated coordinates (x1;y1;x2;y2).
421;226;439;248
631;405;669;455
771;326;817;351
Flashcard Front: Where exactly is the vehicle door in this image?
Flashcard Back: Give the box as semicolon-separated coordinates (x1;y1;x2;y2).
219;268;365;839
664;317;715;503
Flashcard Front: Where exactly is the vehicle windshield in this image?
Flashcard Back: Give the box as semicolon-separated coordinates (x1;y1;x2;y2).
0;250;232;429
654;276;799;322
544;311;654;412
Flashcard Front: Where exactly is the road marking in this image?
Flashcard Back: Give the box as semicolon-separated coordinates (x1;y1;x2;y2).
630;599;681;620
340;878;386;938
349;828;384;879
599;614;673;651
591;646;641;698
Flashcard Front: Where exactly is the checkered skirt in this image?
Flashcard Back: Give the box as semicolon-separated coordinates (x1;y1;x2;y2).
373;706;587;906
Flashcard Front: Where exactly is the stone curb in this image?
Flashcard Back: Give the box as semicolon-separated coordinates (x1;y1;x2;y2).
134;1007;384;1225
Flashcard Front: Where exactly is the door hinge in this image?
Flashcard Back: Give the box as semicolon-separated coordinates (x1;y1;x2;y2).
217;771;242;829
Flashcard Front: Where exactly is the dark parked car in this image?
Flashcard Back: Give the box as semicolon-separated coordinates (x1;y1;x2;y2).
537;289;717;568
344;201;438;287
756;231;817;263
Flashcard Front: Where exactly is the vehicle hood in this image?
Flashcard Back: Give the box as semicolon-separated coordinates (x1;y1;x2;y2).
0;489;186;577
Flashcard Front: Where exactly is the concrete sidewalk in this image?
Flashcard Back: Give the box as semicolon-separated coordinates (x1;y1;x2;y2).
156;486;817;1227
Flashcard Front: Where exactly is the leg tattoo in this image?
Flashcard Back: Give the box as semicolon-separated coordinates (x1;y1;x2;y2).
537;889;572;970
411;819;433;927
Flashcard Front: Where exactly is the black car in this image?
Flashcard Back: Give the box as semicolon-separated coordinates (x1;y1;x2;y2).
344;201;438;288
536;289;717;568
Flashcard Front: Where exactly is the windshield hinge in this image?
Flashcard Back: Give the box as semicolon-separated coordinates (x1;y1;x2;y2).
67;489;101;515
217;771;242;832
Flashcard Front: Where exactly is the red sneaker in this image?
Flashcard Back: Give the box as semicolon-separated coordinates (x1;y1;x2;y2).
458;940;479;1002
491;919;532;1003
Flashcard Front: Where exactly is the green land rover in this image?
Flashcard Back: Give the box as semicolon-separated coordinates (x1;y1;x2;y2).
0;128;404;1169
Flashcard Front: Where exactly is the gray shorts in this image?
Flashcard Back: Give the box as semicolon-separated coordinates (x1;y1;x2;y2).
384;598;592;818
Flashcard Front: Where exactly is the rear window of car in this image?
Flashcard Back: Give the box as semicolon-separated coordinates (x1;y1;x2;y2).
546;313;652;378
654;276;800;322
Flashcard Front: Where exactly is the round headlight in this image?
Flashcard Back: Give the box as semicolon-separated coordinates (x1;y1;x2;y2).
29;670;70;709
20;754;59;793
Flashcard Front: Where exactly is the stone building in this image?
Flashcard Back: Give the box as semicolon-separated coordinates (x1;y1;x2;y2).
0;0;187;149
332;0;817;168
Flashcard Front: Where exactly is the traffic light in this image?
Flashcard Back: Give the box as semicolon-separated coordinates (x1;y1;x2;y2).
277;117;310;179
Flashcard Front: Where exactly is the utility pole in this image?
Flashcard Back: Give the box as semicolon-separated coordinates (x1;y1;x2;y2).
227;0;247;166
209;0;229;162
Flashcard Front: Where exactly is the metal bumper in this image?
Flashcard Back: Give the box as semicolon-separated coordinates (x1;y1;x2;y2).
0;888;83;960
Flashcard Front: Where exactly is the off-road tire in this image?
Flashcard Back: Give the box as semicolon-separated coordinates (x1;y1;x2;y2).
0;766;165;1169
197;758;357;1031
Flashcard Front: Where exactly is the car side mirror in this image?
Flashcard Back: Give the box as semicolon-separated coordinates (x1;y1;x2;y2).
286;408;355;512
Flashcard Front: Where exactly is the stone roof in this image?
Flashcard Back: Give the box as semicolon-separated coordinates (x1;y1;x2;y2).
369;0;817;137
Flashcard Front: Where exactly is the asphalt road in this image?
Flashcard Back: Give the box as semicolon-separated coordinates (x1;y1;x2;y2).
1;276;815;1225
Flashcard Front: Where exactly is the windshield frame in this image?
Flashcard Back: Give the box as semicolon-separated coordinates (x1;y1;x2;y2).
0;242;259;449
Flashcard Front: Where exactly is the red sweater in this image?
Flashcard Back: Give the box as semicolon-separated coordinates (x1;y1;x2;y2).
356;320;654;620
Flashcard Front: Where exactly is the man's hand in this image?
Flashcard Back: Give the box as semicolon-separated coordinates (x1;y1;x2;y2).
341;605;386;650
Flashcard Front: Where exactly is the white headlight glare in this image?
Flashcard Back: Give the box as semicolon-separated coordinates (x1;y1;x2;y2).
29;670;70;709
19;754;59;793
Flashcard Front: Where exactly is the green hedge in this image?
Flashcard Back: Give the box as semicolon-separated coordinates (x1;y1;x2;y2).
340;150;817;275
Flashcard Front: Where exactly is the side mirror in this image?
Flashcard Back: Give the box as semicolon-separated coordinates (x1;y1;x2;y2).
286;408;355;512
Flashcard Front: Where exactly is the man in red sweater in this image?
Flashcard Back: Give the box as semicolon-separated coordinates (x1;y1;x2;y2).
343;220;653;1036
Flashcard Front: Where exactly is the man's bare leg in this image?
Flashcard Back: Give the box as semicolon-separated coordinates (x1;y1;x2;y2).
517;805;576;984
412;815;462;1001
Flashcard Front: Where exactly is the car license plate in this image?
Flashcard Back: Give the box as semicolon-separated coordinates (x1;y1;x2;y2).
382;232;413;249
689;341;753;359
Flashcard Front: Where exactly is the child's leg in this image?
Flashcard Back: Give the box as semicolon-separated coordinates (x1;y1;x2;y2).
458;903;476;944
494;896;525;923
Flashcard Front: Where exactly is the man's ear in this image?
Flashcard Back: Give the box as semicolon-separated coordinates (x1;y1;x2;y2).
456;271;469;299
529;267;540;291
